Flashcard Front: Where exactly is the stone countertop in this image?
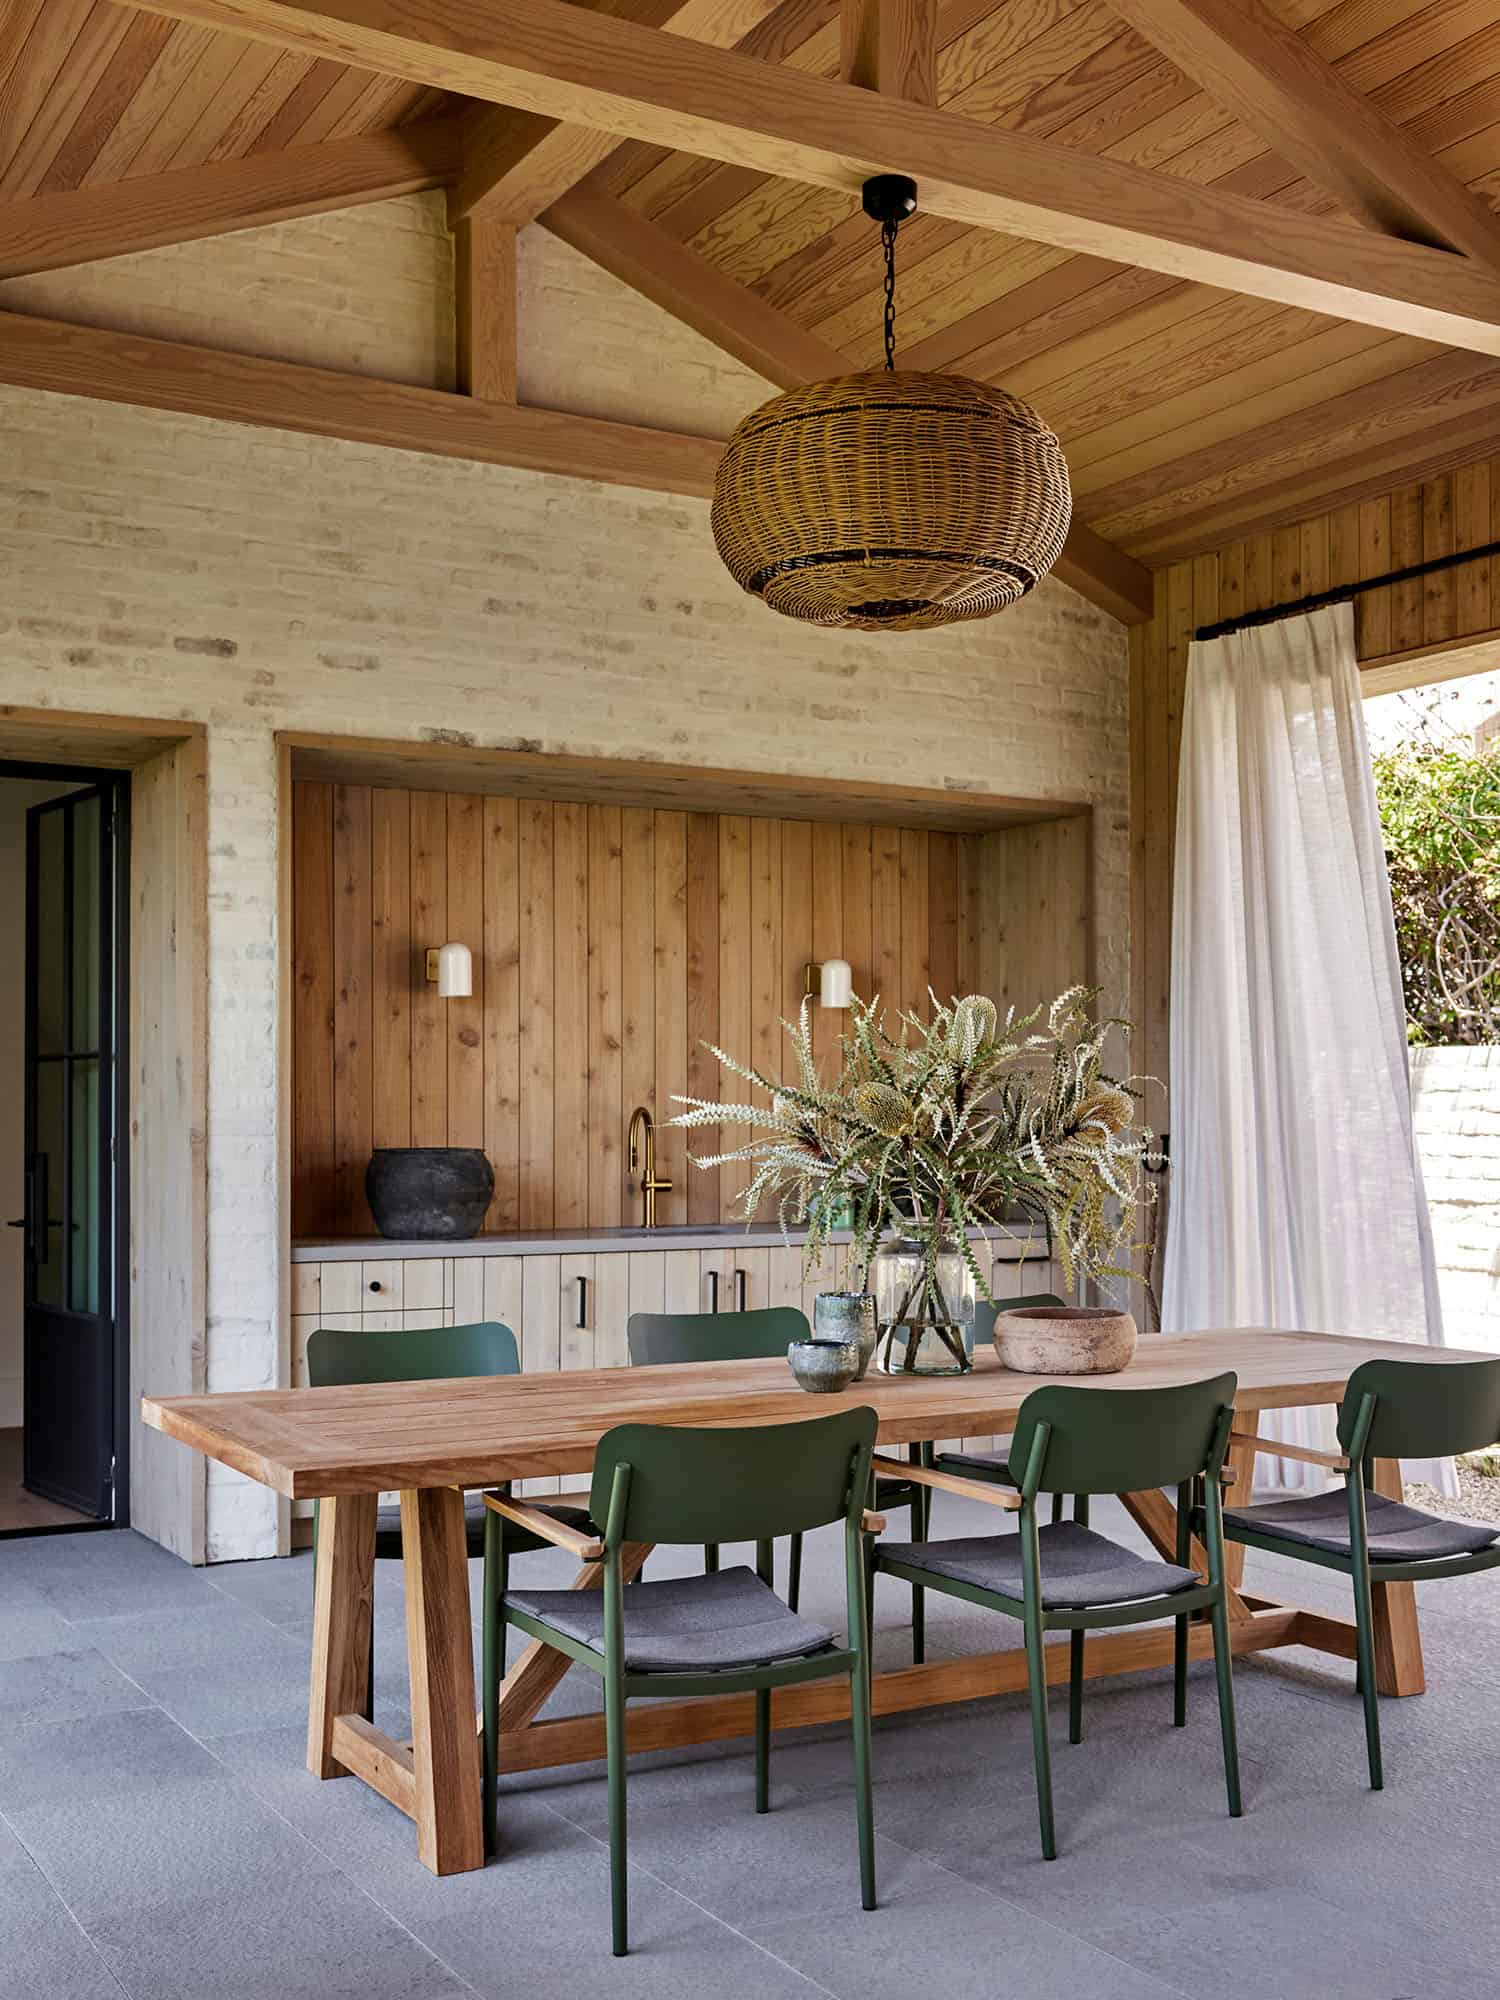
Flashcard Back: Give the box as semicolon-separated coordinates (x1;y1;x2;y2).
292;1223;1050;1263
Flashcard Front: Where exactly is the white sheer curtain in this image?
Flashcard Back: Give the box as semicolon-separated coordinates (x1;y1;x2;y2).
1161;604;1447;1493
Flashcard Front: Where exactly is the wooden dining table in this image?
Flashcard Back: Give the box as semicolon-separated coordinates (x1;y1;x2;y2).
143;1328;1474;1876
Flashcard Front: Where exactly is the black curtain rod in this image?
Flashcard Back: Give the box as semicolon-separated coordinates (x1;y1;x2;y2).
1192;534;1500;642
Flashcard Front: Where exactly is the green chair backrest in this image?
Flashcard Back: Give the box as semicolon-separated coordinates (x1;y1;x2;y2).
1337;1355;1500;1462
590;1407;877;1546
973;1292;1066;1347
1008;1371;1238;1496
306;1319;521;1387
627;1306;810;1367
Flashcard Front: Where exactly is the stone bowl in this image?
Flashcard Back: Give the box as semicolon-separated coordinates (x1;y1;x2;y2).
365;1147;494;1241
787;1338;862;1394
992;1306;1138;1376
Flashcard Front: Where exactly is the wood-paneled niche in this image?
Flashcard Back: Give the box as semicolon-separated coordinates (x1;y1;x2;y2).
286;735;1092;1240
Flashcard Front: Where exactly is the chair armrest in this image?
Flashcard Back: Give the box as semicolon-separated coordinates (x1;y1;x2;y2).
861;1509;888;1535
483;1491;605;1559
1228;1429;1350;1473
870;1452;1021;1511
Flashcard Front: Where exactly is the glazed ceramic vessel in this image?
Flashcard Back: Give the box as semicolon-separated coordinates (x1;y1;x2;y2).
365;1147;494;1240
787;1338;862;1393
814;1292;878;1380
992;1305;1138;1376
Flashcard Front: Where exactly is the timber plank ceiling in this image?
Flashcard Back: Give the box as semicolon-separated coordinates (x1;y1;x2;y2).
4;0;1500;575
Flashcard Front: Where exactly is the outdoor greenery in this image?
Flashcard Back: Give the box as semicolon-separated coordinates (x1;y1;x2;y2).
1373;738;1500;1044
670;986;1154;1301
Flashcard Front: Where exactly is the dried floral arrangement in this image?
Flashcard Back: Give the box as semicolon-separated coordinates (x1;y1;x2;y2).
670;987;1154;1306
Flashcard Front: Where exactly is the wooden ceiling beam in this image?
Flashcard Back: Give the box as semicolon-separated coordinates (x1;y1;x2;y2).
126;0;1500;358
453;213;516;403
543;180;848;387
1107;0;1500;267
543;184;1154;621
840;0;935;105
0;117;465;279
450;0;786;228
0;306;723;493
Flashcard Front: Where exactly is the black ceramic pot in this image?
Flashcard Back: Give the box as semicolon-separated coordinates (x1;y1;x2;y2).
365;1148;495;1241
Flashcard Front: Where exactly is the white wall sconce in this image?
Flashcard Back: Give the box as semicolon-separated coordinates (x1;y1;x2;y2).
425;942;473;998
804;958;854;1008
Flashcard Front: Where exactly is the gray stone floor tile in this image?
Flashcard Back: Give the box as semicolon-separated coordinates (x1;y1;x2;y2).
0;1600;76;1662
0;1648;153;1737
7;1772;341;1931
83;1869;474;2000
81;1599;297;1677
751;1878;1189;2000
0;1708;221;1813
0;1853;129;2000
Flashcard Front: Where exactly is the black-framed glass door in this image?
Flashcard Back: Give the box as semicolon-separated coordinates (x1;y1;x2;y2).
19;785;117;1519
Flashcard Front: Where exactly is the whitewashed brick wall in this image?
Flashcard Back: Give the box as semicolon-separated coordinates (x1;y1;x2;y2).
0;196;1129;1559
1412;1046;1500;1352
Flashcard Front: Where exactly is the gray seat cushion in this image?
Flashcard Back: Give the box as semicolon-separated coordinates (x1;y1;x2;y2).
878;1521;1201;1610
1224;1489;1499;1563
934;1445;1015;1484
506;1564;836;1672
373;1494;593;1562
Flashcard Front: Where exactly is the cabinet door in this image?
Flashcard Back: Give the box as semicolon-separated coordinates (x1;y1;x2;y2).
592;1254;631;1371
559;1254;595;1373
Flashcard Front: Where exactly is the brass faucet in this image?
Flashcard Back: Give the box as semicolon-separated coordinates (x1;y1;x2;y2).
627;1106;672;1229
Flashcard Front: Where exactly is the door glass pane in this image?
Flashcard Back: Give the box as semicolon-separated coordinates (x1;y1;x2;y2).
34;810;66;1057
72;794;100;1052
34;1061;65;1307
70;1058;99;1316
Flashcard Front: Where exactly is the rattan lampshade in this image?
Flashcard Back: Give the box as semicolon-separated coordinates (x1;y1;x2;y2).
711;369;1071;633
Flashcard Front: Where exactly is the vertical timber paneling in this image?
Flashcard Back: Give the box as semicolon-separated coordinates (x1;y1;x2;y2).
293;788;1092;1233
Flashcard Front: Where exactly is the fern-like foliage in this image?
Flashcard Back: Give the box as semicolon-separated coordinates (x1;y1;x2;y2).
670;988;1155;1302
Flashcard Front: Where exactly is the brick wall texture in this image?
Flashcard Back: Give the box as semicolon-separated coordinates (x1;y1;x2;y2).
1412;1046;1500;1354
0;196;1130;1558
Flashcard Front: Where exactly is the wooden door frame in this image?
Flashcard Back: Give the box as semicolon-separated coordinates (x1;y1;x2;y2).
0;708;208;1561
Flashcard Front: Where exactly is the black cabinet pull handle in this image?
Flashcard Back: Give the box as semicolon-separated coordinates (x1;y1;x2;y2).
708;1269;719;1313
576;1275;588;1328
735;1268;747;1313
368;1280;383;1294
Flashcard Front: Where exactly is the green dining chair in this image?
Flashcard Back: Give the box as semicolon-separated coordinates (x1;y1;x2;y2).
627;1306;926;1648
1217;1355;1500;1792
927;1294;1083;1525
305;1320;596;1715
874;1371;1243;1860
482;1407;880;1954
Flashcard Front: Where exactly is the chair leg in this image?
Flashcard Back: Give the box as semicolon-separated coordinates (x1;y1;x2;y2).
1068;1629;1084;1745
704;1543;720;1575
755;1687;771;1814
787;1533;803;1614
911;1445;929;1666
1351;1558;1385;1791
864;1533;876;1643
1173;1612;1188;1728
850;1663;877;1911
606;1661;629;1955
1050;1493;1063;1525
1208;1588;1244;1819
1023;1594;1057;1860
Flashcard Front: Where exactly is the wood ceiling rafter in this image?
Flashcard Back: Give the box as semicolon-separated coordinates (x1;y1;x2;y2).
120;0;1500;358
1106;0;1500;263
541;180;1154;620
0;115;464;277
449;0;790;229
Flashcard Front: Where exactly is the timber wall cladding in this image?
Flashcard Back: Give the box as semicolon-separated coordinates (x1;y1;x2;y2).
1129;459;1500;1115
292;783;1071;1237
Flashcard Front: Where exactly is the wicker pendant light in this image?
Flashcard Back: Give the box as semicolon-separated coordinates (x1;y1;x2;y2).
711;177;1072;633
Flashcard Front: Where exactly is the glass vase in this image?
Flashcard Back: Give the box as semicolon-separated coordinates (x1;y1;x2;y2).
871;1228;975;1376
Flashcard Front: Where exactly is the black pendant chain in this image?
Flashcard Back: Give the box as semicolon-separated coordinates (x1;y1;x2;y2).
881;215;899;372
